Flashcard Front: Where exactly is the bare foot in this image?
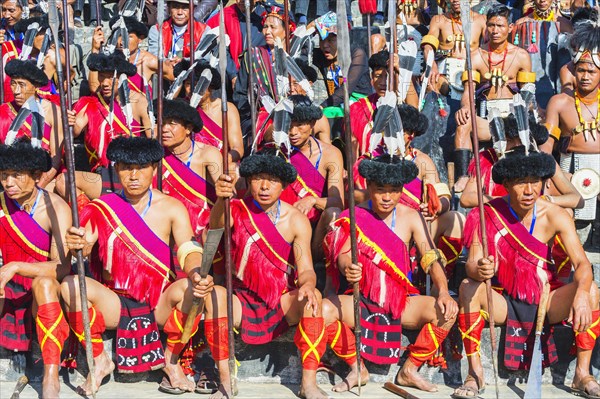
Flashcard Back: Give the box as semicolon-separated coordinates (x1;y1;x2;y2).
76;351;115;396
454;176;469;193
453;374;484;398
331;362;369;392
299;383;330;399
162;361;195;392
209;383;234;399
572;373;600;397
394;361;437;392
42;364;60;399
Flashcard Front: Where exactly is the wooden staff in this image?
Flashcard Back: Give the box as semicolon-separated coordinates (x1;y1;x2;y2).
337;0;362;394
0;39;4;103
95;0;102;27
283;0;292;89
422;177;431;296
244;0;257;143
157;0;165;191
48;2;97;398
189;0;195;89
383;382;421;399
10;375;28;399
387;0;396;91
218;1;236;393
447;162;455;210
459;1;499;398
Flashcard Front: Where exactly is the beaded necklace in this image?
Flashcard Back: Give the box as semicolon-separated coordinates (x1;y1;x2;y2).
533;7;554;21
447;12;465;52
325;63;343;96
573;89;600;141
485;42;509;89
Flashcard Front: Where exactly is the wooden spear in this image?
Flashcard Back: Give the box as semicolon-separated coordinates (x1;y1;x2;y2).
189;0;195;89
157;0;165;191
48;2;97;398
244;0;257;144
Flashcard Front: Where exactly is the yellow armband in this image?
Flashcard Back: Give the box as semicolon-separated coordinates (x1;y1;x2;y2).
421;35;440;51
433;182;451;198
545;123;561;140
462;70;480;84
420;249;448;274
516;71;536;83
177;240;204;267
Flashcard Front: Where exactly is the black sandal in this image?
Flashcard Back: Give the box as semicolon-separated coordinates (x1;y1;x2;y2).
451;375;485;399
195;367;220;394
158;376;187;395
571;375;600;399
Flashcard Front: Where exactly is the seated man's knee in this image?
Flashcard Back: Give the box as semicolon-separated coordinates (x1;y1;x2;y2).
205;285;227;312
458;278;482;304
60;275;78;301
321;298;337;323
32;276;60;296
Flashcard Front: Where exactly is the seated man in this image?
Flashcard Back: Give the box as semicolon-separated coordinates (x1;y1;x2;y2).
205;149;327;399
279;95;344;260
322;154;458;393
158;98;222;240
454;148;600;398
0;59;64;188
62;137;214;395
0;139;71;398
453;5;533;191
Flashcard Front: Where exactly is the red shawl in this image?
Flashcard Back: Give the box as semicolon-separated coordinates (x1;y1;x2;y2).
0;102;51;151
231;197;296;309
81;194;176;309
160;19;206;58
468;149;507;197
196;108;223;151
350;93;379;156
325;207;419;319
73;94;142;171
156;150;216;239
463;198;559;305
280;149;327;224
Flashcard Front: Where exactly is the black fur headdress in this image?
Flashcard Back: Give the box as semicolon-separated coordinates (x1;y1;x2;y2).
492;147;555;185
107;137;164;165
358;154;419;187
0;139;51;172
5;59;48;87
290;94;322;122
159;98;203;132
14;14;50;33
398;104;428;137
174;59;221;91
87;51;137;77
109;15;149;38
239;147;297;184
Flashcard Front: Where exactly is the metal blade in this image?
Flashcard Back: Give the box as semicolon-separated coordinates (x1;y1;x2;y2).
117;73;133;131
218;2;227;91
336;0;351;78
419;50;434;111
460;0;472;54
524;336;543;399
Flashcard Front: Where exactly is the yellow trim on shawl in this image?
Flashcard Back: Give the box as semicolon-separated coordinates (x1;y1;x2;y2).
163;159;215;206
554;235;571;275
89;199;176;279
127;78;143;94
0;194;50;257
97;93;130;134
486;204;552;264
239;199;295;270
440;235;460;264
402;187;421;204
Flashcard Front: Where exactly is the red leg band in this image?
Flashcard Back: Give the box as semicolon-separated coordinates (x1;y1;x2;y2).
163;308;202;356
437;235;463;277
36;302;70;365
576;310;600;351
294;317;326;371
458;312;485;357
326;320;357;366
204;317;229;361
67;306;105;358
408;323;450;367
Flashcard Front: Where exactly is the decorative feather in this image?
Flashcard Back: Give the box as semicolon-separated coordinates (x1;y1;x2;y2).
289;25;315;62
189;69;213;108
398;40;417;102
166;61;197;100
260;95;277;114
512;93;531;155
20;23;40;60
5;104;32;145
117;73;133;131
19;0;29;19
384;104;405;157
273;38;288;101
520;82;539;121
108;70;118;129
488;107;506;157
37;30;52;69
399;12;409;44
105;16;130;58
144;74;156;132
28;97;45;148
370;91;396;152
419;50;435;111
120;0;143;20
285;54;314;100
194;26;219;60
336;0;351;78
272;98;294;155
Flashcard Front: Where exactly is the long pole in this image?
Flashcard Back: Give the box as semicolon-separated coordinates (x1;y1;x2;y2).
95;0;102;27
219;2;235;393
460;1;499;398
157;0;165;191
283;0;292;90
244;0;257;145
48;2;96;398
387;0;396;91
0;42;4;103
337;0;362;395
189;0;195;89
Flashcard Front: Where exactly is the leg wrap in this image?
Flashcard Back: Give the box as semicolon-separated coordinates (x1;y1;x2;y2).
294;317;326;371
163;307;202;356
437;235;464;278
36;302;70;365
325;320;356;366
407;322;450;367
575;310;600;351
454;149;472;179
67;306;105;358
458;311;485;357
204;317;229;361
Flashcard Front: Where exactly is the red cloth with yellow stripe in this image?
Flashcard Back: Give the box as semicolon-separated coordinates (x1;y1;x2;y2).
36;302;69;365
294;317;326;371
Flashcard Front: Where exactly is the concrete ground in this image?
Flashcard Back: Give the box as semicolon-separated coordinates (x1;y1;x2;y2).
0;379;581;399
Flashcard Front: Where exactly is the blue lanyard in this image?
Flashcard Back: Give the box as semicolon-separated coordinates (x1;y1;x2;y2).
369;200;396;230
171;26;186;58
120;189;153;218
292;137;323;170
254;199;281;225
13;188;43;216
185;140;195;168
508;201;537;234
133;49;141;65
